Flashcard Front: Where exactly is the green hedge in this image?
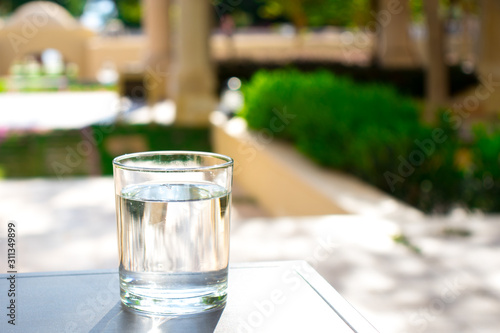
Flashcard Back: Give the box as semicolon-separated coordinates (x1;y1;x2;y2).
239;69;471;213
464;124;500;211
92;124;211;175
0;125;211;178
0;130;89;178
0;78;6;93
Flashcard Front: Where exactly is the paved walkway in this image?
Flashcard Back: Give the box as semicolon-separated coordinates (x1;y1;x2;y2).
0;177;498;332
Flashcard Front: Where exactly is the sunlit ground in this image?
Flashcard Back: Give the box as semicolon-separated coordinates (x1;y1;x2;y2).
0;92;175;130
0;91;118;129
0;177;498;333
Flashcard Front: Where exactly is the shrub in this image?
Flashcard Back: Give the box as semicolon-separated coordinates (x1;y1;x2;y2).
0;125;211;178
239;69;464;213
92;124;211;175
463;124;500;211
0;78;7;93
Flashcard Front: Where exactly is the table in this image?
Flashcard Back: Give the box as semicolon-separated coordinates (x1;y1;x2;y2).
0;261;379;332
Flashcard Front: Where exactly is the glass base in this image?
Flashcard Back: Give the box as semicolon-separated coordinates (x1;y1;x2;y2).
120;288;227;315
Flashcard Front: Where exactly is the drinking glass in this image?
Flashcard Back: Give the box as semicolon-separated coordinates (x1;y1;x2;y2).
113;151;233;314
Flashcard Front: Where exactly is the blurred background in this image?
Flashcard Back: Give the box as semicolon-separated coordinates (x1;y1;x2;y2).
0;1;499;332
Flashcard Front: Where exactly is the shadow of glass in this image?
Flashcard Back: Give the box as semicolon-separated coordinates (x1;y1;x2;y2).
90;301;225;333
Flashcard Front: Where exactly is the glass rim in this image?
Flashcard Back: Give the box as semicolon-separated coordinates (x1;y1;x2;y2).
112;151;234;172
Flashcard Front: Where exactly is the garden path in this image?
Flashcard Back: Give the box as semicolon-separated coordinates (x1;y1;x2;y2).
0;177;498;333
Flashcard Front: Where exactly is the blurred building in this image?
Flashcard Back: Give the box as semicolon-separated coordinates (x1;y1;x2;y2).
0;2;144;82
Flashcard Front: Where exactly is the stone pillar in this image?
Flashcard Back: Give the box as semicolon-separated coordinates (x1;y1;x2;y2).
375;0;419;68
477;0;500;115
423;0;448;122
142;0;170;105
0;35;14;78
170;0;217;126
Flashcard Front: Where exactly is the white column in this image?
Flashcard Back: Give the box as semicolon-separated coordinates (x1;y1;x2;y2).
142;0;170;105
170;0;217;126
375;0;419;68
477;0;500;115
423;0;448;122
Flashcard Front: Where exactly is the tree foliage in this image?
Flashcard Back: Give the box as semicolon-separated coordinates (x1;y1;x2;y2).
258;0;371;28
113;0;141;28
3;0;85;17
1;0;142;28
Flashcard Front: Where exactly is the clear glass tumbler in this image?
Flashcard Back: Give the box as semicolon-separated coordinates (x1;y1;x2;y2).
113;151;233;315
